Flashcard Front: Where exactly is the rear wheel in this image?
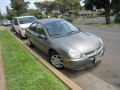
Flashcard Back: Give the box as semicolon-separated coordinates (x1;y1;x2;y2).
49;52;64;69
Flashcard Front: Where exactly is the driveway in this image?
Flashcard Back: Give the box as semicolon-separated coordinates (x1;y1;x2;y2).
4;25;120;90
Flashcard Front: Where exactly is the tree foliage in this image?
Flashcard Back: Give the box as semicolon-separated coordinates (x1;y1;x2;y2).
0;14;4;20
35;0;81;14
10;0;29;16
22;9;43;19
6;6;16;20
35;1;53;15
84;0;120;24
112;0;120;14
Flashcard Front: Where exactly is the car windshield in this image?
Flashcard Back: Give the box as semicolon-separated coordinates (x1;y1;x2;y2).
18;17;37;24
44;20;80;37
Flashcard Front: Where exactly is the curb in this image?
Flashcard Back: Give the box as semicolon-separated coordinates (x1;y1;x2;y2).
0;45;7;90
8;30;83;90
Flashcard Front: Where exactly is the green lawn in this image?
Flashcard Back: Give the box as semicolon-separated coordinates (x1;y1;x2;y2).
0;30;69;90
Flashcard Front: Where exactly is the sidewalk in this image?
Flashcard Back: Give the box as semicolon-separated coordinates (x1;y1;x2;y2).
0;26;9;30
0;45;7;90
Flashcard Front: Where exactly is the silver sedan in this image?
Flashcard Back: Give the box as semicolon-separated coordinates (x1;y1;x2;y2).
26;18;105;70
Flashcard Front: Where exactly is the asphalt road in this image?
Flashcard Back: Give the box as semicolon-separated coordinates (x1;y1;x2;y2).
8;25;120;90
70;25;120;90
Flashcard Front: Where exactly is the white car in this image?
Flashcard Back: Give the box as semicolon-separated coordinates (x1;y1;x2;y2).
13;16;37;38
2;20;11;26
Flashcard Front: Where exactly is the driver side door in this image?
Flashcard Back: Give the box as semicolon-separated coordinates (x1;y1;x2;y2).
35;23;50;54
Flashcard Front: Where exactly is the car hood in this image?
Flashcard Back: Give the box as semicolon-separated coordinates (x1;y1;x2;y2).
52;32;101;53
19;23;32;28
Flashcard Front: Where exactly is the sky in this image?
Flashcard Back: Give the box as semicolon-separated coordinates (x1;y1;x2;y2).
0;0;84;14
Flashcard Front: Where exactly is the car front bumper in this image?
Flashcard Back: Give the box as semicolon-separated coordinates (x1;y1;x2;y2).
63;46;105;70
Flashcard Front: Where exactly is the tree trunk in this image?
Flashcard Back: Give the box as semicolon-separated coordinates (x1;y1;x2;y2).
16;11;20;16
105;10;110;24
104;7;111;24
105;17;110;24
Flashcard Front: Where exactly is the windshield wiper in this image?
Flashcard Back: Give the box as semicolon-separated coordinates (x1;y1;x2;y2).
53;33;64;36
67;31;77;35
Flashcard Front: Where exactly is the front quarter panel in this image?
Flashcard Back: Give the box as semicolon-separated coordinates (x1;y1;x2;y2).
50;42;70;60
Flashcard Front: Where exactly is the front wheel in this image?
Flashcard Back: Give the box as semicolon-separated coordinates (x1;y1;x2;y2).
11;26;15;32
27;38;33;47
19;31;23;39
49;52;64;69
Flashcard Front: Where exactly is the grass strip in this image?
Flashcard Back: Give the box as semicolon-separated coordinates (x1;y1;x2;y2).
0;30;68;90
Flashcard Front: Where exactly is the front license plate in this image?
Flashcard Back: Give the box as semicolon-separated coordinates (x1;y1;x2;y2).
95;53;101;63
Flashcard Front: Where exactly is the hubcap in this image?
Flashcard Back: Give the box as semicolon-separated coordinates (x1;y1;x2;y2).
27;39;31;46
51;55;63;68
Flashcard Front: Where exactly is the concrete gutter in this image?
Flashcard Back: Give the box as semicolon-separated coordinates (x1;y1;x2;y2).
8;30;83;90
0;44;7;90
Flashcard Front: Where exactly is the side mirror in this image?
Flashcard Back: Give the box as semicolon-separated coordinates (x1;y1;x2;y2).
38;34;47;39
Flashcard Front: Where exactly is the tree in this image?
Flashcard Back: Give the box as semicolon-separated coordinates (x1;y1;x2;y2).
6;10;16;20
112;0;120;14
6;6;9;14
10;0;29;16
52;0;81;14
6;6;16;20
22;9;42;19
84;0;120;24
35;1;53;15
35;0;81;14
0;14;4;20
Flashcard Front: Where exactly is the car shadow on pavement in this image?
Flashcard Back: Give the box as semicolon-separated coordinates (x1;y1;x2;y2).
59;61;101;78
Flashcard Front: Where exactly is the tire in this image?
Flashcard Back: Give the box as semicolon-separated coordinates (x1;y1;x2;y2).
19;31;23;39
14;30;18;34
11;27;15;32
27;38;33;47
49;51;64;69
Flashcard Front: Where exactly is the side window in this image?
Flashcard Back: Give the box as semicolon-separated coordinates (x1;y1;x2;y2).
29;23;37;33
37;23;45;35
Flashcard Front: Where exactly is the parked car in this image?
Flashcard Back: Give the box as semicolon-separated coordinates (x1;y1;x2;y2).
12;16;37;38
2;19;11;26
26;18;105;70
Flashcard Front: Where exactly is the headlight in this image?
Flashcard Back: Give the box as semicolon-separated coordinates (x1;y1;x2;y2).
69;49;81;59
99;38;103;45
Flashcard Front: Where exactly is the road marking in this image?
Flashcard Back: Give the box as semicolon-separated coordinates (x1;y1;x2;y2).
72;72;117;90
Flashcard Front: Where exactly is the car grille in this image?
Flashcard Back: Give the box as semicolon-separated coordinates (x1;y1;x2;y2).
84;45;102;57
76;60;95;70
76;45;103;70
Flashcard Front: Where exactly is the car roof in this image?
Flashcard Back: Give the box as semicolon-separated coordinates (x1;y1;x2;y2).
15;16;35;19
38;18;64;24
